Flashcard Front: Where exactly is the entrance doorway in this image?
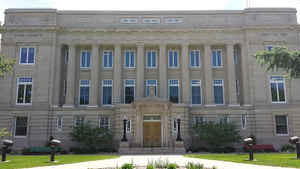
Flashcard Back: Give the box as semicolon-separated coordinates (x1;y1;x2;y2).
143;116;161;147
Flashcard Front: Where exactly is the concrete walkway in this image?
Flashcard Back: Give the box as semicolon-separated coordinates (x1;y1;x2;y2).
31;155;297;169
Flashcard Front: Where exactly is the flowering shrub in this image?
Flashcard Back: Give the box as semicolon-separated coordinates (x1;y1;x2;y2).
244;144;276;152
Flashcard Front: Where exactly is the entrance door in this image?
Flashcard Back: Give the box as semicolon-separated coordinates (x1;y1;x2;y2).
143;122;161;147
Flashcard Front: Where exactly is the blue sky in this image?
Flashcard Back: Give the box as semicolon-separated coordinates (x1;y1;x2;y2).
0;0;299;24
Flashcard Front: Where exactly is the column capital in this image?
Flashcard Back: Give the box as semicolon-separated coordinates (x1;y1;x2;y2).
136;42;145;47
181;41;189;47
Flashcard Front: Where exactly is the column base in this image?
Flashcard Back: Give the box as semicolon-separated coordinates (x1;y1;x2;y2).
174;141;186;153
119;142;130;153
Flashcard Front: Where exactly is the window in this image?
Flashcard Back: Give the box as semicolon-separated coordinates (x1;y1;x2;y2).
16;77;32;105
80;50;91;68
56;115;63;131
15;116;28;137
190;50;200;67
103;50;113;68
20;47;35;64
124;80;135;104
194;115;204;126
79;80;90;105
212;49;222;68
74;115;85;127
126;120;131;133
275;115;288;135
99;115;110;129
168;49;179;68
63;80;67;97
234;47;238;65
213;80;224;105
124;49;135;68
173;119;177;133
241;114;247;130
146;50;157;68
146;80;157;96
168;80;179;103
270;76;286;103
102;80;112;105
191;80;202;105
236;80;240;97
219;114;230;124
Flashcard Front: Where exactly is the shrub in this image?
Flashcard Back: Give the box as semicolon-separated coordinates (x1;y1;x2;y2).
21;146;61;155
167;163;177;169
281;144;296;152
192;121;241;152
121;163;134;169
146;164;156;169
153;159;169;168
185;162;204;169
243;144;276;152
70;122;113;153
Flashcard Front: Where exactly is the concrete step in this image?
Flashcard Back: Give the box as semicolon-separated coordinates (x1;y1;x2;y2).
119;147;186;154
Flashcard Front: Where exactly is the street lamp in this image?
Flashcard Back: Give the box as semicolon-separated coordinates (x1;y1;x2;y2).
2;139;13;162
289;136;300;159
49;139;61;162
244;137;254;161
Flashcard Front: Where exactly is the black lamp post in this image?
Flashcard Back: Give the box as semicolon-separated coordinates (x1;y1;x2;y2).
121;119;128;142
2;139;13;162
244;137;254;161
49;139;61;162
290;136;300;159
176;118;182;141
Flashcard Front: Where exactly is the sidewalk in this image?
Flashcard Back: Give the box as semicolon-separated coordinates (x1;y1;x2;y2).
30;155;297;169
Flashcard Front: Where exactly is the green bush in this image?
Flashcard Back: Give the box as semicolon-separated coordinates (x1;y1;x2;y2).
167;163;177;169
121;163;134;169
146;164;156;169
192;121;241;152
21;146;61;155
70;122;114;153
185;162;204;169
281;144;296;152
153;159;169;168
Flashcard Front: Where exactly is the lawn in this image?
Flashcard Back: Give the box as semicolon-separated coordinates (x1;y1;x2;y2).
0;154;119;169
185;153;300;168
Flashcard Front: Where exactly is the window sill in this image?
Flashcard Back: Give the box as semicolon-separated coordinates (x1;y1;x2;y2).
276;134;289;137
168;67;180;69
146;67;157;69
80;67;91;70
19;63;35;65
212;66;223;69
16;103;32;106
14;136;27;138
272;101;287;104
103;67;113;70
190;66;201;69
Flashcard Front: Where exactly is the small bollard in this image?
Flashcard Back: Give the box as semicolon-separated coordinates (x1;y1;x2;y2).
244;137;254;161
289;136;300;159
2;139;13;162
49;139;61;162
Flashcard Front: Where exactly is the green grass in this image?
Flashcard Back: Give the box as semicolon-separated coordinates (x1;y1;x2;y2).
185;153;300;168
0;154;119;169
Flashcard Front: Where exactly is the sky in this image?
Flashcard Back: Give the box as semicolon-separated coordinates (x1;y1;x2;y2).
0;0;300;24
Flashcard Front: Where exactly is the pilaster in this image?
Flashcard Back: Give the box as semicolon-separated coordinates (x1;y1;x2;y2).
113;44;122;104
64;44;76;107
89;44;99;107
227;44;239;106
204;44;214;106
136;43;145;99
159;43;167;99
181;43;190;104
241;43;251;106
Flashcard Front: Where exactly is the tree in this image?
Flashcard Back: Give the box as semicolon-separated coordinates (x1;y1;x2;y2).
0;128;10;139
0;55;15;78
70;122;114;153
192;121;241;152
254;46;300;78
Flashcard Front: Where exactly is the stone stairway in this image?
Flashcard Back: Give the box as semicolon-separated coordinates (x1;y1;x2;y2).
119;147;186;154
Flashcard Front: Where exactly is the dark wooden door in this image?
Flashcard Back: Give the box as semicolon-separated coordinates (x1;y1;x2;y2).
143;122;161;147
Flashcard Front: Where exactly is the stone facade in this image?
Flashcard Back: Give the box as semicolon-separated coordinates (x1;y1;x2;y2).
0;8;300;152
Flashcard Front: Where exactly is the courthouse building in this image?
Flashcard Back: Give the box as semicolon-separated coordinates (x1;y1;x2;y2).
0;8;300;152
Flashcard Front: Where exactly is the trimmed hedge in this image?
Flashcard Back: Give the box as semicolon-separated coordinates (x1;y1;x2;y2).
22;146;61;155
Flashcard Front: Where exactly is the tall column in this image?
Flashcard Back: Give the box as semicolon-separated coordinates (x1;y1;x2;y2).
64;44;76;107
204;44;214;106
89;44;99;107
159;44;168;99
181;43;190;104
136;43;144;99
227;44;239;106
113;44;121;104
241;43;251;106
